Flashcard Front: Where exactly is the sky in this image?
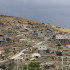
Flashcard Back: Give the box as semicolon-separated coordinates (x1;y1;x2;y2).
0;0;70;28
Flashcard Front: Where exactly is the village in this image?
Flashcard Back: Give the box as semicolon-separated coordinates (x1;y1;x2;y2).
0;16;70;70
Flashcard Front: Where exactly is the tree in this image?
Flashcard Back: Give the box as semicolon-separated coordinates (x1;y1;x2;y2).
56;51;62;56
23;62;42;70
6;38;12;43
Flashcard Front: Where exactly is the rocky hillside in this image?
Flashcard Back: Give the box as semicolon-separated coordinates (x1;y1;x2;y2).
0;15;70;35
0;15;70;48
1;15;70;70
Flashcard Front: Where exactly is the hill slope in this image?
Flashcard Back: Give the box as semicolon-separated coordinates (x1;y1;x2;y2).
0;15;70;34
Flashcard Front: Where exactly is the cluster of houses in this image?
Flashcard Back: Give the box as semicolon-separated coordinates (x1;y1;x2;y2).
10;22;70;45
31;28;56;41
32;44;57;56
1;21;70;60
31;28;70;45
12;22;70;45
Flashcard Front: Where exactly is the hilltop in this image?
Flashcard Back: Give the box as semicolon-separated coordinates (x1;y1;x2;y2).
0;15;70;34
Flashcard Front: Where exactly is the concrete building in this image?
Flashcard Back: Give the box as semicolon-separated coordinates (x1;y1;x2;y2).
55;33;70;44
38;28;55;40
38;31;45;37
31;31;38;36
0;34;7;45
38;45;48;55
31;53;41;58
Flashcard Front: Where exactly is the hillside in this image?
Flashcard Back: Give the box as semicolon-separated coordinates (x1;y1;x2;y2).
0;15;70;70
0;15;70;55
0;15;70;34
0;15;70;48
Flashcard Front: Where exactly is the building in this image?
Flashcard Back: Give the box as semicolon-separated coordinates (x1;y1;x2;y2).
38;28;55;40
38;45;48;55
38;31;45;37
31;53;41;58
0;35;6;42
55;33;70;44
31;31;38;36
0;34;7;45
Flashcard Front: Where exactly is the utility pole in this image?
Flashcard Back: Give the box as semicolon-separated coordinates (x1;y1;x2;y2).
27;63;28;70
62;56;63;70
22;59;23;70
17;59;18;70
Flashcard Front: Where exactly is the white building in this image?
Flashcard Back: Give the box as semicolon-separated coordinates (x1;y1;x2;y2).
56;34;70;39
31;53;41;58
38;45;48;50
55;33;70;44
38;45;48;55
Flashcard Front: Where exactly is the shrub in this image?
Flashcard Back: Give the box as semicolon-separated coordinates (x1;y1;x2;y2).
56;51;62;56
56;43;61;46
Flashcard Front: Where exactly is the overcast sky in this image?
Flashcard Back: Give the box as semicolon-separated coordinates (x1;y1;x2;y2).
0;0;70;28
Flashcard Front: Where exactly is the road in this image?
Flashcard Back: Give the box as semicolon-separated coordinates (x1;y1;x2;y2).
0;41;44;63
10;47;30;59
10;41;44;59
33;41;44;48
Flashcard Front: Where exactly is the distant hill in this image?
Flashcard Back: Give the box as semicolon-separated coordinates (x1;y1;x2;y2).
0;15;70;34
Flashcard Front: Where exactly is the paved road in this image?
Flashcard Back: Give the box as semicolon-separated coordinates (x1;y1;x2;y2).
10;48;27;59
0;41;44;63
33;41;44;48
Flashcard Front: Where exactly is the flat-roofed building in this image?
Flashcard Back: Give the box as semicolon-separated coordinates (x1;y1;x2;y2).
55;33;70;44
38;45;48;55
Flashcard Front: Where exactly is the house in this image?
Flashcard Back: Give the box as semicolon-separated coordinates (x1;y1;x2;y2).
31;53;41;58
12;47;21;51
54;33;70;44
38;28;55;40
0;35;7;42
0;34;7;45
31;31;38;36
44;28;56;40
38;45;48;55
38;31;45;37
